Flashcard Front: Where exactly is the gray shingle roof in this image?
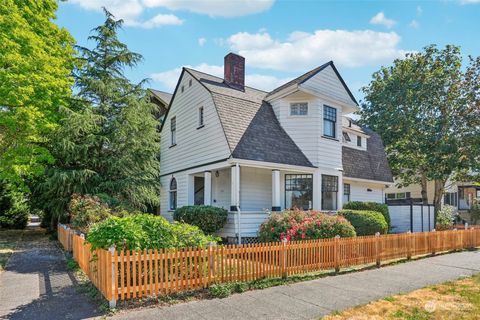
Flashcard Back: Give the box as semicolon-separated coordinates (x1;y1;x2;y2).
232;102;314;167
149;89;173;105
342;126;393;183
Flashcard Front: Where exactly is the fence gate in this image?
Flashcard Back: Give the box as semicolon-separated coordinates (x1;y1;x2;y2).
388;203;434;233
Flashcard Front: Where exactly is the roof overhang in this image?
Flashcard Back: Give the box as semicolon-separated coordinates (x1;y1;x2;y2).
343;176;394;186
229;158;317;173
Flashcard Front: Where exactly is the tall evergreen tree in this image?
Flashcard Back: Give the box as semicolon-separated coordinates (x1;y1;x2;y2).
40;10;160;226
0;0;75;188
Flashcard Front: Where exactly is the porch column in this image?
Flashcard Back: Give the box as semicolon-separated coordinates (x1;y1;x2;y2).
272;170;281;211
313;170;321;210
337;173;343;210
204;171;212;206
230;165;240;211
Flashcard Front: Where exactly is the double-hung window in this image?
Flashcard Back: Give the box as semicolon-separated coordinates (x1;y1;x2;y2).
170;117;176;146
290;102;308;116
169;178;177;210
343;183;351;204
285;174;313;210
323;105;336;138
322;175;338;210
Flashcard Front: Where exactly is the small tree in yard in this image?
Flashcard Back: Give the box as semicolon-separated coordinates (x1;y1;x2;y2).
39;10;160;228
361;45;480;217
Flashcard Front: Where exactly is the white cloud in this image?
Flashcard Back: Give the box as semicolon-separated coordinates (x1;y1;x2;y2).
409;20;419;29
133;14;183;28
416;6;423;15
143;0;275;17
150;63;291;91
226;30;409;71
198;37;207;46
369;11;397;29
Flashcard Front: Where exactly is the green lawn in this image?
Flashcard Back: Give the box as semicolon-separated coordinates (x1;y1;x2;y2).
0;229;24;272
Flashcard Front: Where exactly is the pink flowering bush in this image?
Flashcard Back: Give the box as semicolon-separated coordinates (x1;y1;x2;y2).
258;209;356;242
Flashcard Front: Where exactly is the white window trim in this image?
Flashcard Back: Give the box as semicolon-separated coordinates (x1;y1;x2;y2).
289;102;309;116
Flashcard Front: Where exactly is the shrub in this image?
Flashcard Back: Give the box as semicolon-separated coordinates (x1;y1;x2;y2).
339;210;388;236
343;201;390;228
68;194;113;233
258;210;356;242
436;205;456;230
0;182;29;229
208;283;233;298
87;213;217;250
173;205;228;234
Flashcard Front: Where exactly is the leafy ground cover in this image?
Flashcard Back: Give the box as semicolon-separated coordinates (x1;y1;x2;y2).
0;229;24;272
322;273;480;320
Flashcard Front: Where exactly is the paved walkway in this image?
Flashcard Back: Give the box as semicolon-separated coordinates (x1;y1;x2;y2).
112;250;480;320
0;228;103;320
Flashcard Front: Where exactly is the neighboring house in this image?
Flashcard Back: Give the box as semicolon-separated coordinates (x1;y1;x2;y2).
159;53;393;242
386;179;479;218
148;88;172;122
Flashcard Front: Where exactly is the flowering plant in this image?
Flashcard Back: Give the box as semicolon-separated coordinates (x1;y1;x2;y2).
258;209;356;242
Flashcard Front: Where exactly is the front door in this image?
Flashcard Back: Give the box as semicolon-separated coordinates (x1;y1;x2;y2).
194;177;205;205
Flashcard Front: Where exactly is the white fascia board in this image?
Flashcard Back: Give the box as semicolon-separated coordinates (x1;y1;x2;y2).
228;158;316;173
298;86;359;114
343;176;394;186
265;84;299;102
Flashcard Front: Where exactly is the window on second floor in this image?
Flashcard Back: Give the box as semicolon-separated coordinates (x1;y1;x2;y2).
170;117;176;146
357;136;362;147
198;106;204;128
342;132;351;142
323;105;336;138
290;102;308;116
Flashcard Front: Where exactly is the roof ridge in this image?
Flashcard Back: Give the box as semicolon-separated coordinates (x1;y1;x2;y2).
184;67;268;94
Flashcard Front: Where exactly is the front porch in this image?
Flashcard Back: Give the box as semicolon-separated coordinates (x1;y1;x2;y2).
181;160;344;242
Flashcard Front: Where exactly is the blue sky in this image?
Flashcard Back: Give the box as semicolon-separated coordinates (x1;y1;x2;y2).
57;0;480;101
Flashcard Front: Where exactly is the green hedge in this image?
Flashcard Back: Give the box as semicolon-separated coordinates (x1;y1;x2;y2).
343;201;390;228
173;205;228;234
259;210;356;242
339;210;388;236
87;214;218;250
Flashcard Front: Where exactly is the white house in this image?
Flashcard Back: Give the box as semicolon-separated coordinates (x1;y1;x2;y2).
159;53;393;242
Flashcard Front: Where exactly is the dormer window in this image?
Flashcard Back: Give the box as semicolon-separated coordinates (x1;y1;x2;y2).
357;136;362;147
290;102;308;116
342;132;351;142
323;105;336;138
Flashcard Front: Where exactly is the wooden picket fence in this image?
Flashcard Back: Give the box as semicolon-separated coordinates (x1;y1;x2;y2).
57;225;480;307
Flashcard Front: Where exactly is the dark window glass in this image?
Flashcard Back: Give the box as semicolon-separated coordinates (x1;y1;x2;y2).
171;117;176;145
198;107;204;127
343;183;351;204
323;106;336;138
357;136;362;147
285;174;313;210
169;178;177;210
322;175;338;210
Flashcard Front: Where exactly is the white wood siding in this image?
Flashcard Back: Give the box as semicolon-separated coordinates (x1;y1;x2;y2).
160;72;231;175
240;167;272;211
386;179;436;202
160;173;188;222
389;205;434;233
344;180;385;204
212;168;230;210
300;65;357;108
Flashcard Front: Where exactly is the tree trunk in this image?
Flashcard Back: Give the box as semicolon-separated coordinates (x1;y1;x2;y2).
433;179;446;227
420;174;429;204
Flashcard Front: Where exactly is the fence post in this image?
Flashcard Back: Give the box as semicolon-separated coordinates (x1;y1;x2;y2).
334;235;340;273
431;229;436;255
281;238;287;279
406;231;412;260
109;246;117;308
208;242;214;285
375;232;381;268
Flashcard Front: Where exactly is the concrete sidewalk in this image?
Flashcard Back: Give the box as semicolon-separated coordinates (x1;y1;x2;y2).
112;250;480;320
0;228;103;320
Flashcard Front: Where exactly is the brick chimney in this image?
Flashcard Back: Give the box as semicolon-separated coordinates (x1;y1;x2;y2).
224;53;245;91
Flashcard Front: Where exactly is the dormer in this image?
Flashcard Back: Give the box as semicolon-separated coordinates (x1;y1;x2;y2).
342;117;369;151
